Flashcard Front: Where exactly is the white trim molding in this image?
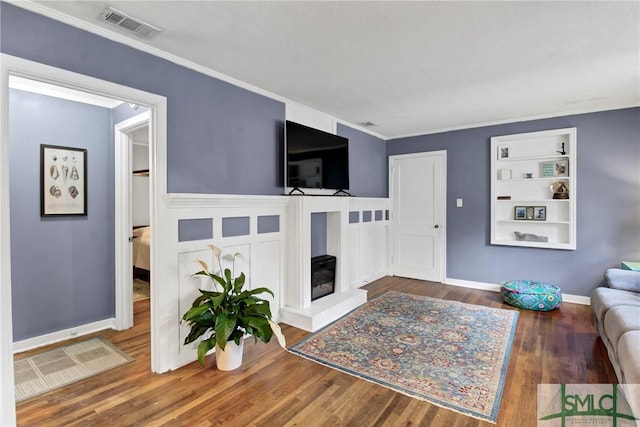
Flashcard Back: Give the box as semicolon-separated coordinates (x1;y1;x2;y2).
114;112;150;331
13;319;116;354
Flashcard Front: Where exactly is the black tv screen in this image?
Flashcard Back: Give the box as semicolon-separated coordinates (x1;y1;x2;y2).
286;120;349;190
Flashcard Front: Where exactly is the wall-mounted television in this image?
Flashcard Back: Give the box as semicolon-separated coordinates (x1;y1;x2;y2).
285;120;349;193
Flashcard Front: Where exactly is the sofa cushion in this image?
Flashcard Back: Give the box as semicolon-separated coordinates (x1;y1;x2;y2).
618;330;640;384
590;287;640;325
604;268;640;292
603;305;640;349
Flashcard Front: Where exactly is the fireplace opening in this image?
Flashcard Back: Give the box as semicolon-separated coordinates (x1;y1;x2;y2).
311;254;336;301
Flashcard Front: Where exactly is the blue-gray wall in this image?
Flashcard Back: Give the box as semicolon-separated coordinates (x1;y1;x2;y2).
337;123;388;198
387;107;640;296
9;89;115;340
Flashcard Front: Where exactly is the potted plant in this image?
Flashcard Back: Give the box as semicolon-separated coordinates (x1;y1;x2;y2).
182;245;285;370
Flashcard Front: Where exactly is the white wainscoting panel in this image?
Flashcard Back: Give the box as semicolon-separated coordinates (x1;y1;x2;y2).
157;193;389;369
166;194;288;369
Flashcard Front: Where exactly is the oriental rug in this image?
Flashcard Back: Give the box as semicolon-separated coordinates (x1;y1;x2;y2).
288;291;518;423
14;337;133;402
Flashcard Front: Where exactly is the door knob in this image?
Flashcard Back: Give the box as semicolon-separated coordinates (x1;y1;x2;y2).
434;225;439;229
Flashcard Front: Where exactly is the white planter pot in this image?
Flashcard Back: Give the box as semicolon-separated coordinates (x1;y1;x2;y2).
215;339;244;371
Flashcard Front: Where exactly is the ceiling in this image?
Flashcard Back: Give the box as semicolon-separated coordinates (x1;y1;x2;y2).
24;1;640;139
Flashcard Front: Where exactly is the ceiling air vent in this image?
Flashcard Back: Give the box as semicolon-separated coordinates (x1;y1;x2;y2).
100;7;162;39
358;121;378;128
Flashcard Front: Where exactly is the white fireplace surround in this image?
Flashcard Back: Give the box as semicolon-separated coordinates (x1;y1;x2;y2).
280;196;389;331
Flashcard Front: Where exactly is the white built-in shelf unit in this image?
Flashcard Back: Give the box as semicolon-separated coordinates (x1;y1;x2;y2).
490;127;576;250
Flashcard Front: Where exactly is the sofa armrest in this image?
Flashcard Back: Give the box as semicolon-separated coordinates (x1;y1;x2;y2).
604;268;640;292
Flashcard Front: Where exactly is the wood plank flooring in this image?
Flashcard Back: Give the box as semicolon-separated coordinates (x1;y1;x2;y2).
15;276;616;426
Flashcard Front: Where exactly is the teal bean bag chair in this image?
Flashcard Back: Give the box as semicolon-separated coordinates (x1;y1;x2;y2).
500;280;562;311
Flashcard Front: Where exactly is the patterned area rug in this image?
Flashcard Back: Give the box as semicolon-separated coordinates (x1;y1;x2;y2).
288;291;518;423
14;337;133;402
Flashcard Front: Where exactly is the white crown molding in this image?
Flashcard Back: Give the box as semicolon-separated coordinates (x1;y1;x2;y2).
389;103;640;140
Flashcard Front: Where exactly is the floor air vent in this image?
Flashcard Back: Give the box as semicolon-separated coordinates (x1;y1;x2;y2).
100;7;162;39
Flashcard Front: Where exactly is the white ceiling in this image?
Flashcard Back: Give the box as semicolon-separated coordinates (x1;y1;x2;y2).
24;0;640;139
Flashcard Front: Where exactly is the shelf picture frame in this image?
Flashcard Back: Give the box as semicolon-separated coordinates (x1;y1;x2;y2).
533;206;547;221
514;206;527;220
540;161;555;177
553;159;569;177
41;144;87;216
497;145;509;160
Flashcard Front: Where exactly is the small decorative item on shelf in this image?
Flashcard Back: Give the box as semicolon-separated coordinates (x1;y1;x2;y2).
498;145;509;159
540;161;555;177
533;206;546;221
497;195;511;200
525;207;535;220
525;173;533;179
557;142;566;155
514;231;548;242
553;159;568;177
514;205;546;220
498;168;511;180
551;181;569;199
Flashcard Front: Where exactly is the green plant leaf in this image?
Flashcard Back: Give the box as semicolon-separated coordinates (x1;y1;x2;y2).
245;287;274;298
224;268;232;286
210;274;229;291
210;293;225;309
244;302;271;317
182;304;211;322
233;272;246;293
197;338;215;365
184;324;210;345
243;316;273;343
214;313;237;350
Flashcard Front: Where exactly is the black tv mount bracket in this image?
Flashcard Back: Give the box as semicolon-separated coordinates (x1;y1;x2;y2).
288;187;305;195
333;189;352;196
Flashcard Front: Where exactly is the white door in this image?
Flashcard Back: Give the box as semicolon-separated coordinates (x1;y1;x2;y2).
390;151;446;282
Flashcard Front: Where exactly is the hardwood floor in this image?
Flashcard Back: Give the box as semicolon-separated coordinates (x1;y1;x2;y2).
15;277;616;426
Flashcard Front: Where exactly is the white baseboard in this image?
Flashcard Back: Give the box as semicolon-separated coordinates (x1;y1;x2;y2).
561;294;591;305
444;277;590;306
13;318;116;354
445;277;501;292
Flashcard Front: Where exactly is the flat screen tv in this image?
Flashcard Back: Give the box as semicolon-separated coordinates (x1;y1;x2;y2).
285;120;349;192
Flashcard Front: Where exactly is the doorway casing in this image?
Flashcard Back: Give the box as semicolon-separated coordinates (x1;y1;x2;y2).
0;54;167;426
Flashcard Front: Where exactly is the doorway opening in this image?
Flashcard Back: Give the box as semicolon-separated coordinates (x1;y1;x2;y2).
1;54;167;425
